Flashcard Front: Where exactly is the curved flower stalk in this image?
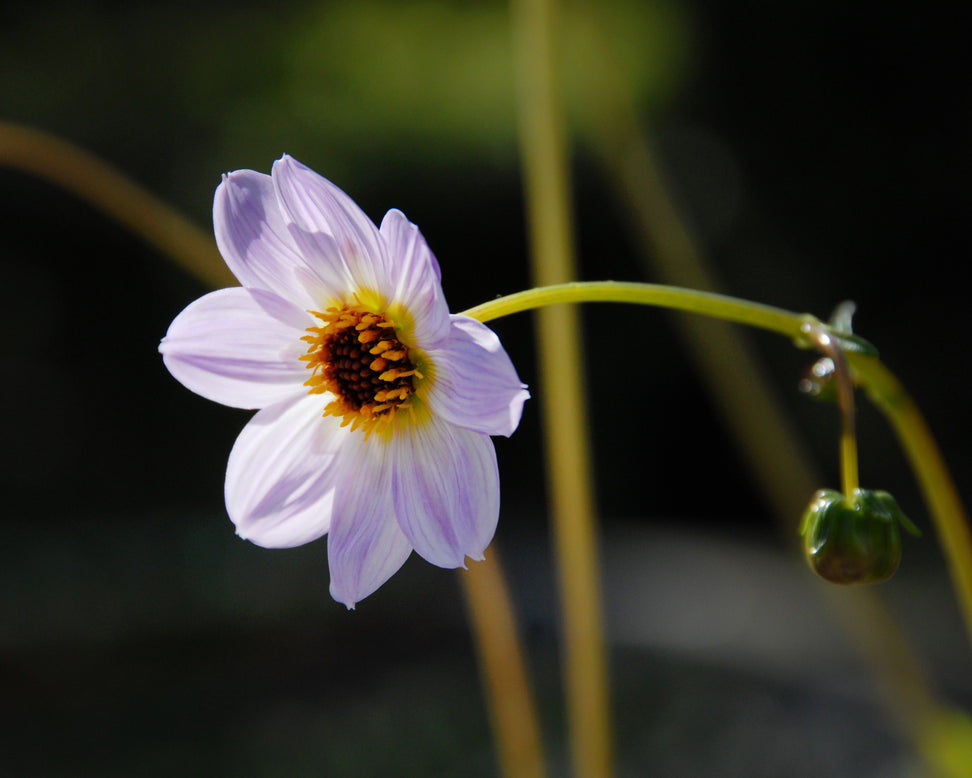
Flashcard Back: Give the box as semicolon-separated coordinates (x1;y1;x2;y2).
160;155;529;608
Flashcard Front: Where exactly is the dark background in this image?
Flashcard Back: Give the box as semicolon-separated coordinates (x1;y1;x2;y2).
1;1;968;775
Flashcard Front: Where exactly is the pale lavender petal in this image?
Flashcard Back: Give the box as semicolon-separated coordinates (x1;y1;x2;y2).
378;209;450;345
391;416;499;568
159;287;312;409
271;155;390;298
422;315;530;437
214;170;339;309
226;393;349;548
327;434;412;608
277;222;361;306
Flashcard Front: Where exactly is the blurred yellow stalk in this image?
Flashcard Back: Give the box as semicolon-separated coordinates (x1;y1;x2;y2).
461;552;547;778
510;0;614;776
0;121;233;289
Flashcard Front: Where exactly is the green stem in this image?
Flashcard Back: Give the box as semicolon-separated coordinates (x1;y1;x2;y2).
463;280;806;338
850;356;972;651
463;280;972;653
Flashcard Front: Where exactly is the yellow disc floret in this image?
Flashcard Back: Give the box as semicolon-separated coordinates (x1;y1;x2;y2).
300;302;424;436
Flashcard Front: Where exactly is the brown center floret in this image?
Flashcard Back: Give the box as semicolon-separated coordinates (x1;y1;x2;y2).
301;304;422;435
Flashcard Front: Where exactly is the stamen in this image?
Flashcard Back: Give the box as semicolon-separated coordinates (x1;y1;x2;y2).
301;303;422;436
369;340;393;355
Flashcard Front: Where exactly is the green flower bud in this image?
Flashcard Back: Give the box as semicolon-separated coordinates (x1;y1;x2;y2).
799;488;919;584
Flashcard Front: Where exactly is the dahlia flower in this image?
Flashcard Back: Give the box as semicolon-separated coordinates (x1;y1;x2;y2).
160;156;529;607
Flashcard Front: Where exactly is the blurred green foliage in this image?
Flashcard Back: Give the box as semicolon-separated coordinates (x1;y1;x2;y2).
1;0;689;185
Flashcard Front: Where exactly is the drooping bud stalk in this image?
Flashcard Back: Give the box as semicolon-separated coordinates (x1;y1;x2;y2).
800;318;860;497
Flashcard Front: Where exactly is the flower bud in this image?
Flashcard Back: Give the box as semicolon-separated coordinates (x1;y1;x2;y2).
799;488;918;584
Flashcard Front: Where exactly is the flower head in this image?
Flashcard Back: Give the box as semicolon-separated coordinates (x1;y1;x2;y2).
160;155;529;607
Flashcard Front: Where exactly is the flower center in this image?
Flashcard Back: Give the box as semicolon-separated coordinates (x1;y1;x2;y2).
300;304;423;435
